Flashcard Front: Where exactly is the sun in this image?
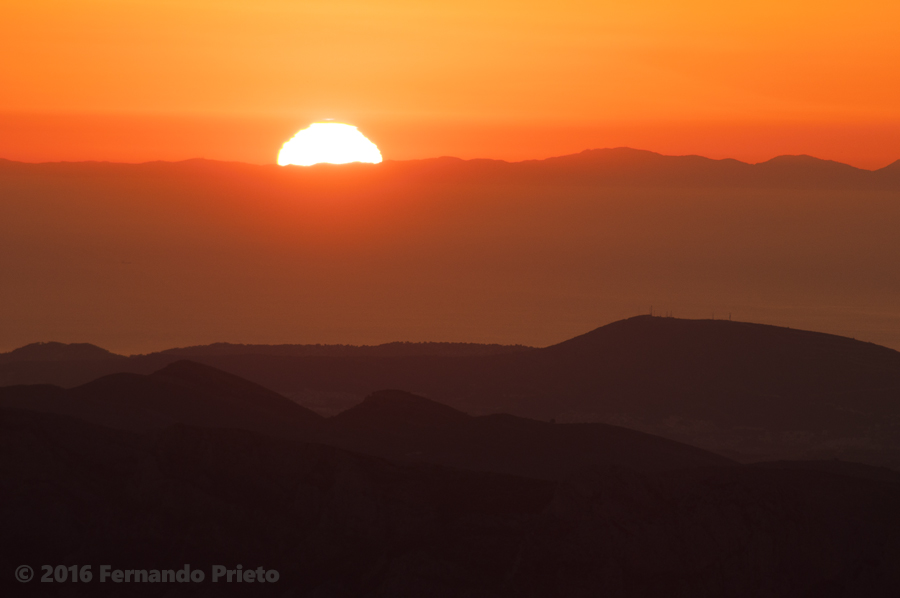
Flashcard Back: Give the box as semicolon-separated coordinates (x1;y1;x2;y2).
277;122;382;167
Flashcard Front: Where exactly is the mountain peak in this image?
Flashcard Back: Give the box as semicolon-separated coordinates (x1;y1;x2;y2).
544;315;895;357
152;358;240;381
877;159;900;173
150;360;318;416
757;154;865;171
332;389;471;430
0;342;122;363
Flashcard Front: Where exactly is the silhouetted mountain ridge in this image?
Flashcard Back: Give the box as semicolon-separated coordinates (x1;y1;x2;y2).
0;364;732;480
331;389;471;429
319;388;733;478
175;316;900;467
153;341;533;358
0;360;324;440
3;316;900;467
2;147;898;189
0;341;122;363
377;147;897;188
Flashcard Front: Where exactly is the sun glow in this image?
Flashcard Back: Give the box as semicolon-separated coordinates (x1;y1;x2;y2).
277;123;382;167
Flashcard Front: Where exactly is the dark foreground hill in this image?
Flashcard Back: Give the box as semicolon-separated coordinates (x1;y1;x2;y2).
3;407;900;597
0;361;324;440
150;316;900;467
3;316;900;466
318;390;732;479
493;316;900;464
228;316;900;466
0;364;730;479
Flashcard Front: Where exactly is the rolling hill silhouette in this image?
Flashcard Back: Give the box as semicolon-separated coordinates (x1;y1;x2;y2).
0;363;731;479
0;360;324;439
3;316;900;466
318;389;732;478
0;341;530;388
119;317;900;465
156;340;533;358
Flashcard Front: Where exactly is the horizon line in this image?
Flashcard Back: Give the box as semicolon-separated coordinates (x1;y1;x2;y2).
2;147;899;171
3;314;895;358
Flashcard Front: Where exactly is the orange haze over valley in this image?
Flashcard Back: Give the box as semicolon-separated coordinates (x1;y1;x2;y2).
2;152;900;354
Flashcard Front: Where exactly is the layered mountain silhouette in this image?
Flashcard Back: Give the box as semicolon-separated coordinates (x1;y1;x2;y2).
0;361;324;439
4;316;900;466
318;389;732;478
5;315;900;594
5;150;900;594
0;363;730;479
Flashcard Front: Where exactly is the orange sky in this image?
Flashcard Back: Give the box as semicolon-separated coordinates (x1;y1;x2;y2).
2;0;898;168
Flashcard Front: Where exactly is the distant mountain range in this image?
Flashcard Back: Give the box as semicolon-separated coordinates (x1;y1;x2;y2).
385;148;900;189
3;316;900;467
3;148;900;354
3;147;899;188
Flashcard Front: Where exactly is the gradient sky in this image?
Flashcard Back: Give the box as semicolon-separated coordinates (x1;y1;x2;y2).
2;0;898;167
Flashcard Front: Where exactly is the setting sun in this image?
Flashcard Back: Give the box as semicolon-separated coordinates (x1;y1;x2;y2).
277;122;383;167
